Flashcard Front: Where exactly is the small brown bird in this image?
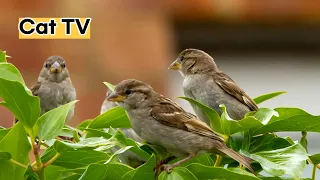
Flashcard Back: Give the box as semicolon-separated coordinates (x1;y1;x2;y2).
100;90;146;167
107;79;254;173
16;56;76;122
169;49;258;123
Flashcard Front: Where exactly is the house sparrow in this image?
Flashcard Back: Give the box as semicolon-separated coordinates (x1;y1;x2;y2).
169;49;258;123
107;79;254;173
16;56;76;122
100;90;146;167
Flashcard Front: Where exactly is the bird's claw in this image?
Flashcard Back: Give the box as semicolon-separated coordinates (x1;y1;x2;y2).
160;164;173;173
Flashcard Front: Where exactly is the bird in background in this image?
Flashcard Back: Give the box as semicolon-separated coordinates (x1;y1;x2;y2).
16;56;76;122
169;48;258;124
101;89;146;168
107;79;255;173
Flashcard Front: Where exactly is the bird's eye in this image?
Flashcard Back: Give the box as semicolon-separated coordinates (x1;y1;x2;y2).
180;56;184;61
125;89;132;95
44;63;50;68
61;64;66;68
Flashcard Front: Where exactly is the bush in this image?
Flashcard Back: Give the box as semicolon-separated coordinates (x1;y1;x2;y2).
0;50;319;180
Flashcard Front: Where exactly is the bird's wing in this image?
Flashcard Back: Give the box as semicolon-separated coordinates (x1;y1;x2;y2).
30;82;41;96
150;96;224;142
213;72;258;111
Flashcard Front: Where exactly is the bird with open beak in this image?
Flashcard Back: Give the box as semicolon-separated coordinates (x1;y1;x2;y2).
169;49;258;124
16;56;76;123
106;79;254;174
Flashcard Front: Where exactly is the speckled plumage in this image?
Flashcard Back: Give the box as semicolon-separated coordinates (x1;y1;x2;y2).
170;49;258;123
107;79;254;173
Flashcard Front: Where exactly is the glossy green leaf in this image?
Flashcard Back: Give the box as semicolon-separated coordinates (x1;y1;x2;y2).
103;82;116;91
299;131;308;152
250;134;292;153
122;155;156;180
88;106;131;129
159;167;198;180
252;108;320;135
241;144;307;179
77;120;92;130
253;91;286;104
0;79;40;129
178;96;222;133
0;63;25;85
79;163;133;180
0;128;10;142
252;108;279;125
220;105;264;135
186;164;259;180
37;101;78;141
0;122;30;180
44;165;81;180
182;154;214;167
309;154;320;165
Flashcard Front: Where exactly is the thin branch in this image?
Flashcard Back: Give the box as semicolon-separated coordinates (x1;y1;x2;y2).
43;153;60;168
9;159;27;169
312;164;317;180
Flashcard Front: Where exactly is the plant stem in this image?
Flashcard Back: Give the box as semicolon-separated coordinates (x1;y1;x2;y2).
37;168;45;180
312;164;317;180
43;153;60;168
9;159;27;169
214;155;222;167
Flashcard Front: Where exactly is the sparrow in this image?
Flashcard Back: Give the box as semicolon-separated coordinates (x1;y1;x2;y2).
16;56;76;122
169;48;258;123
107;79;254;173
100;90;146;167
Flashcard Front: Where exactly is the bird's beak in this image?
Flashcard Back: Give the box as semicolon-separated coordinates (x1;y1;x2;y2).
107;92;125;102
50;61;62;73
168;60;181;70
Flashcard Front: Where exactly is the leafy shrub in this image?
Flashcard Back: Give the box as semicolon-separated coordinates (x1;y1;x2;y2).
0;50;319;180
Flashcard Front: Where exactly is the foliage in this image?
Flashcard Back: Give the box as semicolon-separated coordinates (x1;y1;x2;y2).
0;50;319;180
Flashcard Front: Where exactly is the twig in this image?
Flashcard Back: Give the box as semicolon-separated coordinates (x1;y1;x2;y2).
9;159;28;169
312;164;317;180
43;153;60;168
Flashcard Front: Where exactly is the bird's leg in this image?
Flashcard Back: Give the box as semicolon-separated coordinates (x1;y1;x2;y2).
161;153;196;173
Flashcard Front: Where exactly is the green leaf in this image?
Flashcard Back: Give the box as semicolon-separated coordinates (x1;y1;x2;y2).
42;140;111;169
0;128;10;142
0;122;30;180
79;163;133;180
0;50;10;62
186;164;259;180
178;96;222;133
0;63;25;85
241;143;308;179
0;79;40;130
182;154;214;167
103;82;116;91
37;101;78;141
309;154;320;165
251;108;320;135
253;91;286;104
0;152;11;161
44;165;81;180
220;105;263;135
122;155;156;180
159;167;198;180
77;120;92;130
250;134;292;153
252;108;279;125
88;106;131;129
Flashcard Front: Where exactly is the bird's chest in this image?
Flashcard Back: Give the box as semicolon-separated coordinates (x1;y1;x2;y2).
39;83;66;105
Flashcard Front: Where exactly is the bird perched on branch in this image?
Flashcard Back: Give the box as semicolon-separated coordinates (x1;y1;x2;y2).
107;79;255;173
16;56;76;123
100;90;146;168
169;49;258;124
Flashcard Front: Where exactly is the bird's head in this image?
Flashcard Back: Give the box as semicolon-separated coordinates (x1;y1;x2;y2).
39;56;70;82
106;79;155;110
168;48;218;76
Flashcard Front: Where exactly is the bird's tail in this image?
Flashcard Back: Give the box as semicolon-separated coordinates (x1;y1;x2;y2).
217;143;255;174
